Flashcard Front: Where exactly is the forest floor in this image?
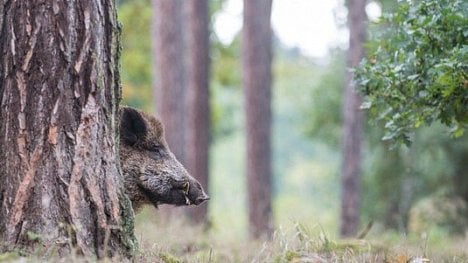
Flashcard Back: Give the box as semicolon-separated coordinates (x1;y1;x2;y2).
131;208;468;263
1;208;466;262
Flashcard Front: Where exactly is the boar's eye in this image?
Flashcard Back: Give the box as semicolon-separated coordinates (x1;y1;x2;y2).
148;144;165;159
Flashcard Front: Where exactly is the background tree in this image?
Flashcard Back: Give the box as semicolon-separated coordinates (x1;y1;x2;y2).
152;0;186;163
355;0;468;228
340;0;367;237
303;12;468;235
0;0;136;258
114;0;467;260
185;0;211;224
242;0;274;239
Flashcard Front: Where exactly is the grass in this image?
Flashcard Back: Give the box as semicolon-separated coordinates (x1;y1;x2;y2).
1;209;467;262
132;207;468;263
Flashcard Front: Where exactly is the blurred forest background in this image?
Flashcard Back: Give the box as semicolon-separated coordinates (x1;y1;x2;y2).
117;0;467;261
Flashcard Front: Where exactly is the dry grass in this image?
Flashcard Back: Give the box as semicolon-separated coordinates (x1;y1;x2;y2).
133;208;468;263
1;208;467;262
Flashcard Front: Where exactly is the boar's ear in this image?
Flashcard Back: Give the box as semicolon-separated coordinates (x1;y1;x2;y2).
120;107;147;146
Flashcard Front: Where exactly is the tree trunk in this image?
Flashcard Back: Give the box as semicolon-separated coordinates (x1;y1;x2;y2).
446;138;468;212
185;0;211;224
0;0;136;258
242;0;273;239
340;0;367;237
151;0;186;164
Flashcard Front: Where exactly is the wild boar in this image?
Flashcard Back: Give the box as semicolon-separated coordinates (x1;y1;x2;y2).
119;107;209;211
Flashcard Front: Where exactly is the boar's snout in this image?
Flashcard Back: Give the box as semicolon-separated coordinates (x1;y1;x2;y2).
186;180;209;205
194;193;210;205
177;175;209;206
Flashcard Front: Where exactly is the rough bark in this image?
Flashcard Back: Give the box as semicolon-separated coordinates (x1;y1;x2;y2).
340;0;367;237
0;0;136;258
151;0;186;164
242;0;273;239
185;0;211;224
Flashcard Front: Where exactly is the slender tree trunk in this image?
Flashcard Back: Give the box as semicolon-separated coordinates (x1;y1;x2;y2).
0;0;136;258
185;0;211;224
242;0;273;239
340;0;366;237
152;0;186;164
445;139;468;220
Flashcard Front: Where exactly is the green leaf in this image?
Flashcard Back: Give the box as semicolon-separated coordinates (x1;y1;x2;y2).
354;0;466;145
360;101;372;109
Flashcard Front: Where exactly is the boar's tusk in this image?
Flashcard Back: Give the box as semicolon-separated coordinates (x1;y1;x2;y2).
185;196;190;205
183;182;190;195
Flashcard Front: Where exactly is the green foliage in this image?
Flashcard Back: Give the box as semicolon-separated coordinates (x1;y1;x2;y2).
360;124;460;230
210;38;243;140
118;0;153;111
300;46;468;232
211;38;242;89
377;0;399;13
408;195;468;235
159;252;182;263
355;0;468;145
118;0;231;113
302;49;346;147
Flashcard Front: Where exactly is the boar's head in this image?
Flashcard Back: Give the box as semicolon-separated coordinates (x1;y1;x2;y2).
119;107;209;210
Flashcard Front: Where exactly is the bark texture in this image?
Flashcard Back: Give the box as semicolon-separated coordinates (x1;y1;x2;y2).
185;0;211;224
152;0;186;164
242;0;273;239
340;0;367;237
0;0;136;258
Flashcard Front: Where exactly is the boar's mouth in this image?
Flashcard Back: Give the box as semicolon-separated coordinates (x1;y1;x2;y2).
184;181;210;205
138;181;209;208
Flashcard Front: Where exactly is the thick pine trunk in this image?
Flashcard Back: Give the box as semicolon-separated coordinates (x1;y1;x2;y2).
0;0;136;258
185;0;211;224
340;0;366;237
152;0;186;164
242;0;273;239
